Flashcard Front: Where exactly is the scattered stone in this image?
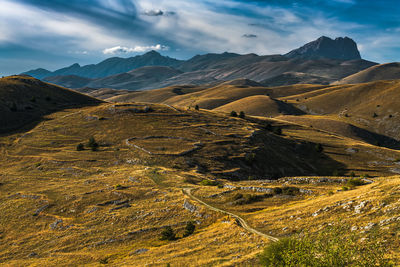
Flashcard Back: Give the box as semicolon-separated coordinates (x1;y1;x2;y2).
85;207;99;214
132;248;149;255
364;222;376;231
33;204;49;216
49;219;63;230
354;200;369;214
183;199;197;213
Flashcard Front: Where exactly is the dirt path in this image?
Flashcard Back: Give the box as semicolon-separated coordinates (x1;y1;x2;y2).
182;188;279;242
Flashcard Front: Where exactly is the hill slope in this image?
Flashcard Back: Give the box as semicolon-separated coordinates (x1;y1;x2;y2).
334;62;400;84
0;75;102;132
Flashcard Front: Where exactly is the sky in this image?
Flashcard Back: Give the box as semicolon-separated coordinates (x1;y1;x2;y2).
0;0;400;75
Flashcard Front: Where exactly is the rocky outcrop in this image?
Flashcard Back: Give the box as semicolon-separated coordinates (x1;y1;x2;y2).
285;36;361;60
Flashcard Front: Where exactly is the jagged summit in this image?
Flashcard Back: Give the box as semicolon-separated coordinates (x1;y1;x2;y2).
285;36;361;60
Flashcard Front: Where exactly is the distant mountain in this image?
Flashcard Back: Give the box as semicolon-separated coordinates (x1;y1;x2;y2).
22;36;377;90
285;36;361;60
44;75;93;89
23;50;182;79
85;66;183;90
333;62;400;84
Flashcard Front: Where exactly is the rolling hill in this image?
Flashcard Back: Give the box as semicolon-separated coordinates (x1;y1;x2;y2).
0;75;101;133
334;62;400;84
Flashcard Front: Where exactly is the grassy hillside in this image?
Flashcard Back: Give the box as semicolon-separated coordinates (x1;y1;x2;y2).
0;102;399;265
334;62;400;84
0;75;101;133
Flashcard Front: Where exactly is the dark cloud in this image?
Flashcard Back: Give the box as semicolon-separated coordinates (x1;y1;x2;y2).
144;10;164;16
242;34;258;38
143;10;176;17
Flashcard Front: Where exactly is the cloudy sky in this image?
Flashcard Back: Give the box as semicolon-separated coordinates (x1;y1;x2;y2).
0;0;399;75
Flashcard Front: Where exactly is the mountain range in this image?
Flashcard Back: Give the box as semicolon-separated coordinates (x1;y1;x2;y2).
23;36;378;91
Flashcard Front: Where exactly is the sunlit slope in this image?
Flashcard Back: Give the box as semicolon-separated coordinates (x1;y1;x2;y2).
334;62;400;84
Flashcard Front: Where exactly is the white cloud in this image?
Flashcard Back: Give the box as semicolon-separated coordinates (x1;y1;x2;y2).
102;44;169;54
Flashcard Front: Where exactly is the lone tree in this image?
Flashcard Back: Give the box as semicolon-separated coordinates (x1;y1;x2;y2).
315;143;323;153
183;221;195;237
239;111;245;119
195;105;199;111
87;136;99;151
230;111;238;117
76;143;84;151
160;226;176;241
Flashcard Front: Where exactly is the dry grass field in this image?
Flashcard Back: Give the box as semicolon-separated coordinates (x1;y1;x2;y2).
1;76;400;266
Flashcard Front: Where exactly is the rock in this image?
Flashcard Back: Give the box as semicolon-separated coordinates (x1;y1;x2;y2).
354;200;369;214
285;36;361;60
85;207;99;214
183;199;197;213
49;219;63;230
364;222;376;231
132;248;149;255
33;204;49;216
351;226;358;231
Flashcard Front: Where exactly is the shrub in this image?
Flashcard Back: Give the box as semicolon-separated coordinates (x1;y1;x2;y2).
160;226;176;241
315;143;323;153
114;184;123;190
273;127;282;135
87;136;99;151
10;102;17;112
258;226;392;267
245;152;256;164
195;105;199;111
76;143;84;151
349;171;356;177
230;111;238;117
281;186;300;196
239;111;245;118
273;187;283;195
373;112;378;118
183;221;195;237
347;178;365;188
200;179;219;186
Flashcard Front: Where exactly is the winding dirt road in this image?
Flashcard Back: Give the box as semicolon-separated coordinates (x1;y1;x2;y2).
182;188;279;242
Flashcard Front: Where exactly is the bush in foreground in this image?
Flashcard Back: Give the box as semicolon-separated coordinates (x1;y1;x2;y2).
258;226;392;267
160;226;176;241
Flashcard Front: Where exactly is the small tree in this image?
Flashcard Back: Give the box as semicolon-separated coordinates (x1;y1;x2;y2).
230;111;238;117
239;111;245;119
195;105;199;111
10;102;17;112
273;127;282;135
315;143;323;153
183;221;195;237
76;143;84;151
373;112;378;118
87;136;99;151
160;226;176;241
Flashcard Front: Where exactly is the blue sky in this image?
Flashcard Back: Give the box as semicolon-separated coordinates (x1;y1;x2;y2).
0;0;399;75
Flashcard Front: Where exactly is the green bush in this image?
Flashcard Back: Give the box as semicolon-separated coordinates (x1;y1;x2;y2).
258;226;392;267
273;127;282;135
76;143;84;151
160;226;176;241
273;187;283;194
230;111;238;117
239;111;245;118
87;136;99;151
200;179;219;186
195;105;199;111
315;143;323;153
347;178;366;188
183;221;195;237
